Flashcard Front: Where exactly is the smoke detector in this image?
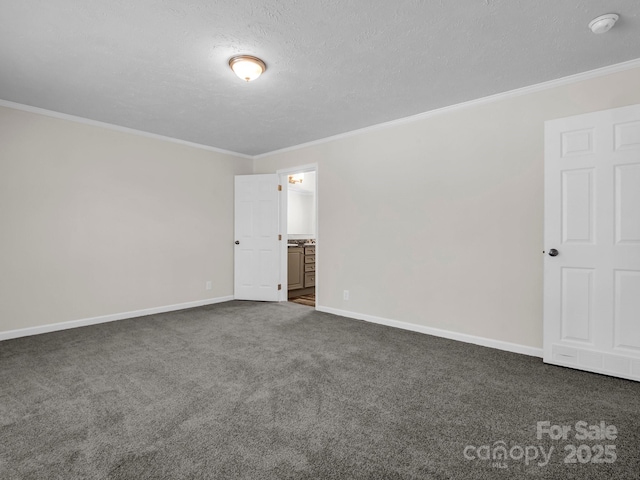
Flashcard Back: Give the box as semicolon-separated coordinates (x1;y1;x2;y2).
589;14;619;34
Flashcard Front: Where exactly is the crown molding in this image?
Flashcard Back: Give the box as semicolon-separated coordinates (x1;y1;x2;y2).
3;57;640;161
254;57;640;159
0;99;253;160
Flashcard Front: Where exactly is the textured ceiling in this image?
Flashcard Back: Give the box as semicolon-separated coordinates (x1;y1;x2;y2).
0;1;639;156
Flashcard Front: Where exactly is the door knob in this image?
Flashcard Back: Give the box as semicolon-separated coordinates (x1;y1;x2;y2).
235;240;240;245
548;248;559;257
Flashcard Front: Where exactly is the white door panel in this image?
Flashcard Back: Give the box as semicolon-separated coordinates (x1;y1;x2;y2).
615;164;640;244
614;120;640;151
560;267;593;344
234;174;280;301
614;270;640;351
544;103;640;382
561;169;595;244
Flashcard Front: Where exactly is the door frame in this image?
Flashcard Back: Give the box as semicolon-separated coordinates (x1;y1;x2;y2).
277;163;318;303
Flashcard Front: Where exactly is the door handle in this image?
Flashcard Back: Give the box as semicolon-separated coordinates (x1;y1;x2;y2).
235;240;240;245
548;248;559;257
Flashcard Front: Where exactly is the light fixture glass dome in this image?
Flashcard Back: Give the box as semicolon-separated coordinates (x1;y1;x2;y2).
229;55;267;82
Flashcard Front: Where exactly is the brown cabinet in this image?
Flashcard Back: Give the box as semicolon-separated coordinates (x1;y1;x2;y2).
288;244;316;294
304;272;315;287
303;246;315;287
287;247;304;290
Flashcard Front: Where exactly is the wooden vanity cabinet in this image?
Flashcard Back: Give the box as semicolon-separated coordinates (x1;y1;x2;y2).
303;246;315;287
288;244;316;294
287;247;304;290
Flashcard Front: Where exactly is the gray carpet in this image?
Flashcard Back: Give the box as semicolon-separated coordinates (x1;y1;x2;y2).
1;301;639;479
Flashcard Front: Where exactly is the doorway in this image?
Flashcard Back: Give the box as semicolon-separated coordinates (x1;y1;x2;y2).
277;165;318;307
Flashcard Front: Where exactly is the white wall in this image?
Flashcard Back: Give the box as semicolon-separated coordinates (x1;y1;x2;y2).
0;105;252;334
254;66;640;350
3;65;640;349
288;191;315;237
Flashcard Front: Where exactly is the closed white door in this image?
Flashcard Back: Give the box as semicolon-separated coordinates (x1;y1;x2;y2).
234;174;281;301
544;103;640;381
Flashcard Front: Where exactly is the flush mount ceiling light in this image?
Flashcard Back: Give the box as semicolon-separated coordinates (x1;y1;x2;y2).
589;14;619;34
228;55;266;82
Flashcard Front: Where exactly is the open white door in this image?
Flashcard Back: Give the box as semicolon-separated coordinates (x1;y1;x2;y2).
234;174;281;301
544;104;640;381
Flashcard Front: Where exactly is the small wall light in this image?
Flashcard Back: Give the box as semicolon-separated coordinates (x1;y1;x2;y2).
229;55;267;82
288;174;303;185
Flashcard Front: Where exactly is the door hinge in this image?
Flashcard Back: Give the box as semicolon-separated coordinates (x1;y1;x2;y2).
278;185;282;191
278;284;282;290
278;234;282;241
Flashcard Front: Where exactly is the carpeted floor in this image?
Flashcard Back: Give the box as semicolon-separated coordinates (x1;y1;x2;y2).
1;301;639;479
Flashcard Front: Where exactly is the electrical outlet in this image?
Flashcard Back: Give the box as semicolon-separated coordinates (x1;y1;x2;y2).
343;290;349;300
205;281;212;290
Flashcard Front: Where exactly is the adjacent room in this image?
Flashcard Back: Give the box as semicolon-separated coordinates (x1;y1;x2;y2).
287;170;317;307
1;1;640;478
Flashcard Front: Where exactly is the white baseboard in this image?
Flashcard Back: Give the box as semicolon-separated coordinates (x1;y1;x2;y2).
316;305;543;358
0;296;234;341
